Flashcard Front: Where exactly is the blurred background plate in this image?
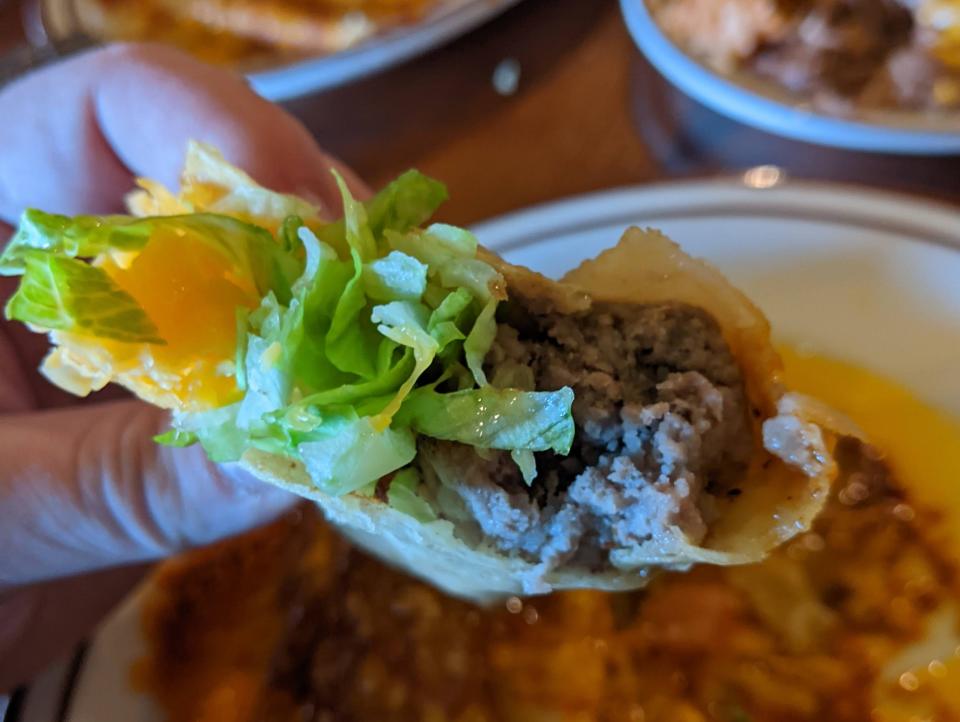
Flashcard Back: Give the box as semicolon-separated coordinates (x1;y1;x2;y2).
8;176;960;722
619;0;960;155
37;0;523;101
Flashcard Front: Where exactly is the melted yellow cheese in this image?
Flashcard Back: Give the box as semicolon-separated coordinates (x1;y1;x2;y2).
46;228;260;411
779;347;960;544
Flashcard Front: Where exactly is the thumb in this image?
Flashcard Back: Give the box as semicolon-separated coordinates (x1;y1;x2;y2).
0;400;296;588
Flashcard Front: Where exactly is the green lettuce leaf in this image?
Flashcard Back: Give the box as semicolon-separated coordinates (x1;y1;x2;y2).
438;258;503;301
0;212;302;346
362;251;427;302
313;170;447;256
464;300;497;386
325;248;382;379
299;414;417;495
154;429;199;447
366;171;448;238
0;210;150;274
369;300;440;430
5;251;163;343
386;225;475;268
336;173;378;262
427;288;471;353
397;386;575;454
388;467;437;522
511;449;538;486
175;403;247;463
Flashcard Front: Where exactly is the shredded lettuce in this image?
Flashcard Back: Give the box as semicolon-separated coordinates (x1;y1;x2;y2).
178;143;320;229
314;170;447;256
0;212;302;336
368;300;439;429
1;211;297;281
365;172;448;237
388;467;437;522
464;300;497;386
174;403;247;462
299;415;416;496
511;450;538;486
362;251;428;302
0;210;151;273
1;160;578;504
5;251;163;343
397;386;575;455
154;429;199;447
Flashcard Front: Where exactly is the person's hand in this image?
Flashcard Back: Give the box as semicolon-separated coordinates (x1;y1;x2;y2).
0;43;369;691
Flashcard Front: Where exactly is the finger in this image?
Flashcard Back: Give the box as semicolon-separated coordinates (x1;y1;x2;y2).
0;563;150;692
0;301;40;412
0;42;370;228
92;43;370;207
0;273;137;411
0;400;296;588
0;52;130;221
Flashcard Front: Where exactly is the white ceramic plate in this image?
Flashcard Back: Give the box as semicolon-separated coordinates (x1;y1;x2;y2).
9;177;960;721
620;0;960;154
39;0;522;101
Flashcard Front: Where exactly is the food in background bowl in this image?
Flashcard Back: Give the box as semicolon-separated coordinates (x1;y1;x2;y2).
648;0;960;113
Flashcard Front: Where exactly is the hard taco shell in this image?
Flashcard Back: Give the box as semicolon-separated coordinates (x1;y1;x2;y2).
241;228;837;601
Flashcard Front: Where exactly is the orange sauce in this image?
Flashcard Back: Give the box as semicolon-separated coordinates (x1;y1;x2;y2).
135;350;960;722
130;514;301;722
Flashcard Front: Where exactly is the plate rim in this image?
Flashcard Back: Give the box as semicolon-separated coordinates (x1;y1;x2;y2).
472;175;960;253
12;176;960;722
618;0;960;155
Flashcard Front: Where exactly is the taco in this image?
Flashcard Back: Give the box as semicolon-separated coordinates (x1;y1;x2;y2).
0;143;837;599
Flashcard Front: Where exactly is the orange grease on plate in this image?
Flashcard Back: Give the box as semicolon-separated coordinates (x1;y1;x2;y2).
778;346;960;543
134;349;960;722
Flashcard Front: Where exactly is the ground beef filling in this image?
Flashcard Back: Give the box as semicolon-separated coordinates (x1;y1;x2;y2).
422;301;754;571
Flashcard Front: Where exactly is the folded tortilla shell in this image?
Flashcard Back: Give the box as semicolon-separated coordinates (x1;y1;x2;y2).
241;228;836;600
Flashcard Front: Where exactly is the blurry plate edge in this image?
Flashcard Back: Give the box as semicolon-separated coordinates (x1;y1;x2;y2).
619;0;960;155
8;176;960;722
472;178;960;252
38;0;524;101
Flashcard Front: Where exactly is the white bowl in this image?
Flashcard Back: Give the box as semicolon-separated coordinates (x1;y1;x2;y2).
619;0;960;155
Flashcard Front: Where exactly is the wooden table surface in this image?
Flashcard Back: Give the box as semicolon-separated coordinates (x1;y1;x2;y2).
3;0;959;224
284;0;960;223
286;0;653;225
